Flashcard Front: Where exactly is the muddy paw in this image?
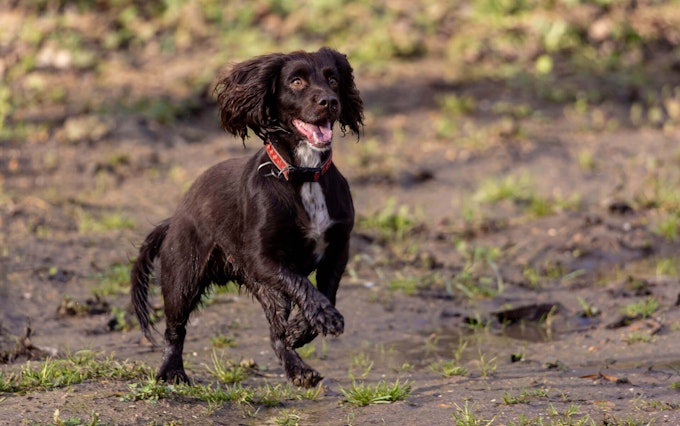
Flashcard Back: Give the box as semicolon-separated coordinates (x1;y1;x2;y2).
290;367;323;388
156;368;190;384
286;314;318;348
309;305;344;337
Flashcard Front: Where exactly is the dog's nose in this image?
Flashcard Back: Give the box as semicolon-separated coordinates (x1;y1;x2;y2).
318;95;339;111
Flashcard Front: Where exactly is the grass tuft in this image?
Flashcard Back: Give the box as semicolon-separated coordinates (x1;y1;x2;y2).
429;359;468;378
340;379;412;407
452;401;496;426
1;351;151;393
206;351;256;384
622;297;659;319
94;262;132;296
356;198;420;242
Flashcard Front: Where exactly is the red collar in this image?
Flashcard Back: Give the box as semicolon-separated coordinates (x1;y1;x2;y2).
262;142;332;182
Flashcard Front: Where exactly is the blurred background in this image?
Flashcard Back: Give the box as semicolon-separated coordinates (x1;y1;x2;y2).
1;0;679;145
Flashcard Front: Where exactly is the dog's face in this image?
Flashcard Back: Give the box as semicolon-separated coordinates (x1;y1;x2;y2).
215;48;363;147
276;51;342;151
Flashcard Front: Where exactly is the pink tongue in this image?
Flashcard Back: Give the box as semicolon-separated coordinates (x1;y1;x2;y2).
294;120;333;145
313;123;333;143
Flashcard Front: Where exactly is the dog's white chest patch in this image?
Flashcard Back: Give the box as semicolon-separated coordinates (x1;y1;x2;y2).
300;182;331;261
295;141;333;261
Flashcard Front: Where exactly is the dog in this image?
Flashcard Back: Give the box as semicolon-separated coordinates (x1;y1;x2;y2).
130;47;363;388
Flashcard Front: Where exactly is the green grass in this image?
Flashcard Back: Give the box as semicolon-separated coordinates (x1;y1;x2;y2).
474;174;534;205
387;272;446;295
577;297;600;318
53;410;101;426
510;411;651;426
623;331;654;345
123;376;174;402
622;297;659;319
522;263;582;289
3;0;680;146
0;351;151;393
394;362;414;373
94;262;132;296
348;352;374;379
634;397;677;412
542;403;600;426
452;242;504;299
340;379;412;407
429;359;468;378
438;93;477;116
76;210;136;234
654;214;680;241
656;257;679;276
200;282;242;306
528;196;555;217
123;96;202;125
296;343;316;360
274;409;302;426
124;380;321;407
210;333;237;349
477;350;497;378
640;176;680;212
356;198;419;242
109;306;135;331
502;387;549;405
474;173;580;218
577;149;597;172
388;276;420;295
452;401;495;426
206;351;256;384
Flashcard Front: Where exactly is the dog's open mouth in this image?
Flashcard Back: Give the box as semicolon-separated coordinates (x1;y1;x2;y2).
292;119;333;148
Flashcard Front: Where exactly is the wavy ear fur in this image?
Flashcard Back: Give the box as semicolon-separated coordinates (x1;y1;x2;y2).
321;47;364;138
214;53;287;141
215;49;363;141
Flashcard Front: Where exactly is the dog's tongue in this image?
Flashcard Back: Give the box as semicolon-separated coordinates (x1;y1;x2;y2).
293;120;333;147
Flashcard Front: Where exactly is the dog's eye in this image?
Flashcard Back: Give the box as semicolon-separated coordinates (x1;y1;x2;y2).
290;78;304;88
328;77;338;88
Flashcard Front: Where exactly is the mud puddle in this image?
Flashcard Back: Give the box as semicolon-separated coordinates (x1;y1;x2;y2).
358;308;602;377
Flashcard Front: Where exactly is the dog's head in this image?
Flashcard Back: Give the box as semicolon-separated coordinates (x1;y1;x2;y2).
215;47;364;151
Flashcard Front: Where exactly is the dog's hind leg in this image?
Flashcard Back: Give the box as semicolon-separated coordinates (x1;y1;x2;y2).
253;285;323;388
156;225;213;384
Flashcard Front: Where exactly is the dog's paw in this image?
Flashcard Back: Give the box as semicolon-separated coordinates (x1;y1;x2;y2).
156;368;190;385
289;366;323;388
310;305;344;337
286;314;318;349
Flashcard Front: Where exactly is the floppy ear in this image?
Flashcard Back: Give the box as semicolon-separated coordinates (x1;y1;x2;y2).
321;48;364;138
214;53;287;141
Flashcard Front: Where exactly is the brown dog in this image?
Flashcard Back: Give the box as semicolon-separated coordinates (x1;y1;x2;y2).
130;48;363;388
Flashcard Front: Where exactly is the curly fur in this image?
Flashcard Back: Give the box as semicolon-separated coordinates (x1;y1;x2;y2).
131;47;363;388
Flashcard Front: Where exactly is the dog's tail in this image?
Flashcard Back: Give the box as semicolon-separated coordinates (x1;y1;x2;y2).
130;219;170;347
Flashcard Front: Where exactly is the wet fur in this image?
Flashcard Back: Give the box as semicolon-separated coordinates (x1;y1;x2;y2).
131;47;363;388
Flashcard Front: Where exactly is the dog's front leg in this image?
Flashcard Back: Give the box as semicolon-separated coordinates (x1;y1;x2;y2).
252;285;325;388
250;260;343;387
273;268;345;337
286;237;350;349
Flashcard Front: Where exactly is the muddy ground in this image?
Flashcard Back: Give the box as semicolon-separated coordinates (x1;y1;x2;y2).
3;29;680;426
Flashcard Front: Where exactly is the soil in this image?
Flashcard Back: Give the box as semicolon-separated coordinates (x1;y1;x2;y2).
3;41;680;426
